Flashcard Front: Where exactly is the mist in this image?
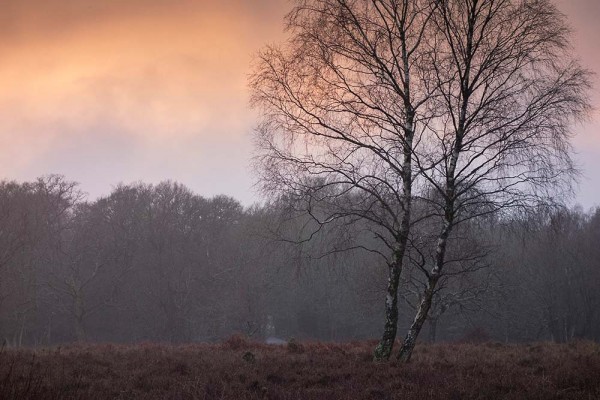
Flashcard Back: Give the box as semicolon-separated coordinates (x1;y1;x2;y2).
1;0;600;399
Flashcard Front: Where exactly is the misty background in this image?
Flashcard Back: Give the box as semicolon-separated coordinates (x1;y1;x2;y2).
1;176;599;345
0;0;599;347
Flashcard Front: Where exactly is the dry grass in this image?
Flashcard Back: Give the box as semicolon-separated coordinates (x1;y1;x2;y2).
1;337;599;399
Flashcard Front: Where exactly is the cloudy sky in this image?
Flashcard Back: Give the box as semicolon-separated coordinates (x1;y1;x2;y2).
1;0;598;207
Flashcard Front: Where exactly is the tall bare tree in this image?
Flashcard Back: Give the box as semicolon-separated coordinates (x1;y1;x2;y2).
396;0;591;361
250;0;439;360
250;0;590;362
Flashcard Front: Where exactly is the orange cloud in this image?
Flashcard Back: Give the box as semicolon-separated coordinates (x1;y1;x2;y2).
0;0;598;207
0;0;288;201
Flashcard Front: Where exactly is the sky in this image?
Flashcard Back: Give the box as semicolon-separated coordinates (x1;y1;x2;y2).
1;0;598;208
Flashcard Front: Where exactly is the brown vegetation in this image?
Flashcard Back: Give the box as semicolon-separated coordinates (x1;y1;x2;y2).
1;337;599;399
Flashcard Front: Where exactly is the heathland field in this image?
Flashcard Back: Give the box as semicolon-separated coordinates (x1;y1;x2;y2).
1;338;599;399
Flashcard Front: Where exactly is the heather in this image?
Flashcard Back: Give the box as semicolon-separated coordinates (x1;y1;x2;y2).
2;339;599;399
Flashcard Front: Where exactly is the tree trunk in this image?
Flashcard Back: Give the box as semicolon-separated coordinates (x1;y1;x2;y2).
397;278;437;362
397;215;453;362
17;315;26;347
373;261;402;361
74;291;86;342
45;314;53;345
374;113;415;361
429;317;438;343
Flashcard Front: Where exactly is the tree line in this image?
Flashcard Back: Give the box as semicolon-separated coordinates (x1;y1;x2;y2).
1;176;598;347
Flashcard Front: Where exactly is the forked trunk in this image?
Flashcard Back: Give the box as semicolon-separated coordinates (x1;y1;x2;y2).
374;113;415;361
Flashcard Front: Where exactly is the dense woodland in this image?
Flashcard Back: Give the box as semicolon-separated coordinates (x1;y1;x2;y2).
1;175;598;346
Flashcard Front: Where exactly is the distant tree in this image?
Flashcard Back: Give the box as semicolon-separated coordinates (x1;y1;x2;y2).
44;200;131;342
507;208;600;342
0;176;81;345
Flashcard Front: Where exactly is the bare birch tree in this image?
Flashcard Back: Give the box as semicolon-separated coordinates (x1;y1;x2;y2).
396;0;591;361
250;0;439;361
250;0;590;362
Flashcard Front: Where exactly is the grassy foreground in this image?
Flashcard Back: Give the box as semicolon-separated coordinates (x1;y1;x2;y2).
1;337;599;399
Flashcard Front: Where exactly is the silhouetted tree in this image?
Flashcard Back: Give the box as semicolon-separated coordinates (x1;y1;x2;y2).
250;0;441;360
397;0;590;361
